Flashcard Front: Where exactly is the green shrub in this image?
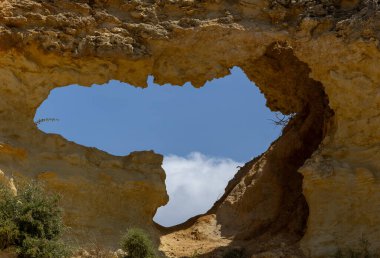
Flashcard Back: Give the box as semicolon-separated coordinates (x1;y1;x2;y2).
0;219;19;249
19;237;71;258
223;248;245;258
120;228;156;258
0;181;71;257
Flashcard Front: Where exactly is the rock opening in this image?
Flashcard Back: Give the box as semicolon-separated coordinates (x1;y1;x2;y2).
34;68;283;228
1;0;379;255
159;42;334;257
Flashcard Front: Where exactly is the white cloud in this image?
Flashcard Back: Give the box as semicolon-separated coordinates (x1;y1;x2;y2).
154;152;242;227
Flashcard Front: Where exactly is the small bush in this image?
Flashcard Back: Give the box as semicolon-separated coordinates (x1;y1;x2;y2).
19;237;71;258
223;248;245;258
120;228;156;258
0;219;19;249
0;181;71;257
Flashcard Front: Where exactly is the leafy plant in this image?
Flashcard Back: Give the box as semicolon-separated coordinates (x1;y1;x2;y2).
19;237;71;258
0;219;19;249
0;181;71;257
120;228;156;258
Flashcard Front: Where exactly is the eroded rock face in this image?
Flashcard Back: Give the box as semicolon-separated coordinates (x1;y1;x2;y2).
0;0;379;256
0;132;168;248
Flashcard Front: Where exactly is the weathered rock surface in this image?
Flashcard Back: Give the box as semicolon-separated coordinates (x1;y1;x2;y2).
0;0;379;257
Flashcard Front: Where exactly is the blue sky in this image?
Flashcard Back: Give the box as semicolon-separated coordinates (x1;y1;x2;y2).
35;67;281;226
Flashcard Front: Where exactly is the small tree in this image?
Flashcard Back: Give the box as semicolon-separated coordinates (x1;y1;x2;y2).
120;228;156;258
0;181;71;257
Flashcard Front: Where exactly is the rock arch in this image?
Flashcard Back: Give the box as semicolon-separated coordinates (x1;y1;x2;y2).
0;0;379;257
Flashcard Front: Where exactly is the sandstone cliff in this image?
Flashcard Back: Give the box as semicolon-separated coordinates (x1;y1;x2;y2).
0;0;379;257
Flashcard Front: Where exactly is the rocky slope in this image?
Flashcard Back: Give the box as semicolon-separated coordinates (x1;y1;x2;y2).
0;0;379;257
